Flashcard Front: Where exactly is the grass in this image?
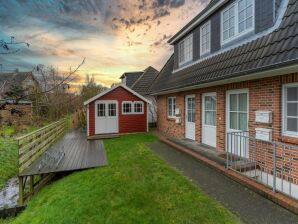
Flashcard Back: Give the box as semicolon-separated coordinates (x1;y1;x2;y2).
0;137;18;190
2;133;240;224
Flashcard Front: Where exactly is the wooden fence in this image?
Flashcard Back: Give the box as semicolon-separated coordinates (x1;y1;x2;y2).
16;118;68;173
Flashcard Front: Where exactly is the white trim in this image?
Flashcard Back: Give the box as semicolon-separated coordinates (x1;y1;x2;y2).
167;96;176;118
202;92;217;147
178;34;193;66
133;101;144;114
220;0;255;46
87;105;89;136
185;95;196;141
226;89;249;134
122;101;133;114
172;0;289;74
200;20;211;56
169;0;228;44
122;101;145;115
84;84;151;105
282;82;298;138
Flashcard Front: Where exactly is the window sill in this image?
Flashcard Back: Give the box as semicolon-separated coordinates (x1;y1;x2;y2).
279;135;298;145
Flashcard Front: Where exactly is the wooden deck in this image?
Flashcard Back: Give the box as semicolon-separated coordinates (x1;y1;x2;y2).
19;130;107;176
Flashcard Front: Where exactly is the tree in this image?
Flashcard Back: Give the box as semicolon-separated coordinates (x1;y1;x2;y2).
0;36;29;54
80;74;106;102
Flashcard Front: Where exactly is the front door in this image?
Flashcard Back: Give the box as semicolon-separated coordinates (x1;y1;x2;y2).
95;100;118;134
185;95;196;140
202;93;216;147
226;90;249;158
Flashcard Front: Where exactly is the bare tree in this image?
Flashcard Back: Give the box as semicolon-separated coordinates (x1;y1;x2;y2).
0;36;29;54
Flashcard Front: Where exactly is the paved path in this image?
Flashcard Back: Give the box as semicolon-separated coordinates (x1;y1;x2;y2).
147;141;298;224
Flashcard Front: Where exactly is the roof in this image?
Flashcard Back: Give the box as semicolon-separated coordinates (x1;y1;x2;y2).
168;0;221;44
150;0;298;95
0;71;32;84
131;66;159;95
84;84;151;106
120;72;143;87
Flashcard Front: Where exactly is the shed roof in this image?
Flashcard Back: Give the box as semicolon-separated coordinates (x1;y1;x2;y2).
84;84;151;106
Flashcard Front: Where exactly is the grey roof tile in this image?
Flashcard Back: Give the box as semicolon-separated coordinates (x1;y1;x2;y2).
150;0;298;94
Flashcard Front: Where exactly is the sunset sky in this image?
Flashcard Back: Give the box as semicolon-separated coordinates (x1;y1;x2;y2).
0;0;208;89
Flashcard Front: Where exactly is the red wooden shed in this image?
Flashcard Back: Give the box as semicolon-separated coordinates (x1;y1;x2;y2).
84;84;151;137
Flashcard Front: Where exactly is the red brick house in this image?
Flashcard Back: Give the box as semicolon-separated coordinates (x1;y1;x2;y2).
150;0;298;199
84;84;151;136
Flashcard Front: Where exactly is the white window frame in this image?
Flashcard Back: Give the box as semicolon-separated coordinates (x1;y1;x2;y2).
200;20;211;56
122;101;144;115
168;97;176;118
221;0;255;45
178;34;193;66
122;101;133;114
133;101;144;114
282;83;298;137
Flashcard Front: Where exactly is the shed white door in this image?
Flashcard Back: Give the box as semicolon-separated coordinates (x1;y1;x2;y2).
95;100;118;134
202;93;216;147
185;95;196;140
226;90;249;158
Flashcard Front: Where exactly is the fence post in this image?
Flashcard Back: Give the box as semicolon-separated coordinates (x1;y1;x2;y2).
273;143;277;192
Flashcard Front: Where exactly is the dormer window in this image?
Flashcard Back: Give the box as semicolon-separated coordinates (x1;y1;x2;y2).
178;34;193;66
221;0;254;45
200;20;211;56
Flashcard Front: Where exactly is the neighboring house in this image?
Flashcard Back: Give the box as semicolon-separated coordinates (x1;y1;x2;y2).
150;0;298;198
120;66;159;125
84;84;151;137
0;71;39;99
0;71;38;124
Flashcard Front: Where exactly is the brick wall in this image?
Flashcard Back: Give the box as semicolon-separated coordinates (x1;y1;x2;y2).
157;73;298;150
88;86;147;136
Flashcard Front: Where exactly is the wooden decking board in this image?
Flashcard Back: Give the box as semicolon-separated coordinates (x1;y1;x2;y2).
19;130;107;176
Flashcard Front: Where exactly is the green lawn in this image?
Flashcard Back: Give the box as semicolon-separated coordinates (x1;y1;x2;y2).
2;133;240;224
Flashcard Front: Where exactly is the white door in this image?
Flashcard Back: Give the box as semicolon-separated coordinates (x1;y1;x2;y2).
95;100;118;134
226;90;249;158
202;93;216;147
185;95;196;140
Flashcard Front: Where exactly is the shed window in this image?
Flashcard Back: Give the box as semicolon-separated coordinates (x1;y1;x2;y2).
283;84;298;136
134;102;144;113
97;103;105;117
168;97;176;118
122;102;132;114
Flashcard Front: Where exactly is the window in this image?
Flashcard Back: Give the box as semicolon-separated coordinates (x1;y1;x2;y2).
179;34;193;65
200;21;211;55
134;102;144;114
187;97;196;122
122;101;144;114
221;0;254;44
283;84;298;136
204;95;216;126
122;102;132;114
168;97;176;118
108;103;116;117
97;103;105;117
229;92;248;131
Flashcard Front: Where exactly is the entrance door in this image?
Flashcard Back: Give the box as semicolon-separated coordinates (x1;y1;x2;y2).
95;100;118;134
226;90;249;158
202;93;216;147
185;95;196;140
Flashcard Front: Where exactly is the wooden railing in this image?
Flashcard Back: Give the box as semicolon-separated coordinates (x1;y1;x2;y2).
16;118;68;173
